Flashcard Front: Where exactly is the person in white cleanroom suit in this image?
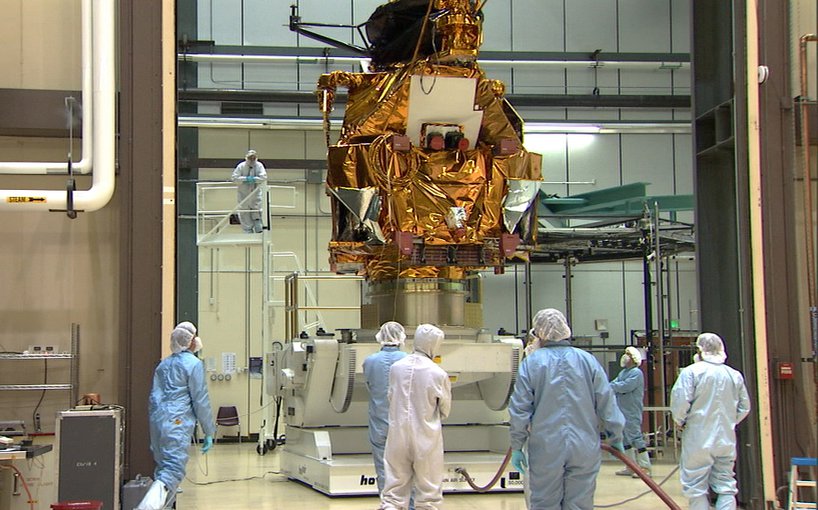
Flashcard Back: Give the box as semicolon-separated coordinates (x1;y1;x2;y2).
137;322;215;510
363;321;411;505
610;346;652;477
380;324;451;510
670;332;750;510
509;308;625;510
231;149;267;233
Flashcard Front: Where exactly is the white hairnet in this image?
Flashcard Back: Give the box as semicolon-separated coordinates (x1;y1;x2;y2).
245;149;257;158
413;324;445;358
696;332;727;363
531;308;572;342
625;346;643;365
170;321;197;354
376;321;406;346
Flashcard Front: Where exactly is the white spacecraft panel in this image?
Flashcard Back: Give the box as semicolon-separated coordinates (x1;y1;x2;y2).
405;75;484;149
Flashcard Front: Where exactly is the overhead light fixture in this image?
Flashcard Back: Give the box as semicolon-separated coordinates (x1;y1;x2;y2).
523;122;691;134
178;53;368;65
178;117;691;134
177;116;326;130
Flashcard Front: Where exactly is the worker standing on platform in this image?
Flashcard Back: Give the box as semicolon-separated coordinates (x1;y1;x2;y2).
610;346;652;478
231;149;267;233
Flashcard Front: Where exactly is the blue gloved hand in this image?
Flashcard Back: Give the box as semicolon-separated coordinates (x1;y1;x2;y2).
202;435;213;454
610;441;625;453
245;176;255;182
511;449;527;474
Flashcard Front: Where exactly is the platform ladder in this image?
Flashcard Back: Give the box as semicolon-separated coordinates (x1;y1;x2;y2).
789;457;818;510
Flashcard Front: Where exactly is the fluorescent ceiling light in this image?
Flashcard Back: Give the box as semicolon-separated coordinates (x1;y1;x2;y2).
178;117;691;135
178;116;326;130
523;122;691;134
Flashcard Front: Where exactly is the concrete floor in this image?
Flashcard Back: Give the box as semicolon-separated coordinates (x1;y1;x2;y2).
177;443;686;509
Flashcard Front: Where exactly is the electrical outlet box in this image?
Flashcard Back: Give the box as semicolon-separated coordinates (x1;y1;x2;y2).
28;344;59;354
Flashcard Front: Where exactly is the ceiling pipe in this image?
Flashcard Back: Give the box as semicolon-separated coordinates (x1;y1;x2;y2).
178;52;690;71
0;0;115;212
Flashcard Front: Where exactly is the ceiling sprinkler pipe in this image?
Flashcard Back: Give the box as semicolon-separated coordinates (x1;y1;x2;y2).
0;0;115;212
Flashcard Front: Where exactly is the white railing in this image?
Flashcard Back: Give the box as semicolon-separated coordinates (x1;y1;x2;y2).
195;181;296;246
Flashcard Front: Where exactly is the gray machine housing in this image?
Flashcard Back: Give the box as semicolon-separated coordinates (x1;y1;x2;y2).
121;475;153;510
56;408;123;510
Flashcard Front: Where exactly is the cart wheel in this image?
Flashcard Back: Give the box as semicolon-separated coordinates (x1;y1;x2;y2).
266;439;277;451
257;443;269;455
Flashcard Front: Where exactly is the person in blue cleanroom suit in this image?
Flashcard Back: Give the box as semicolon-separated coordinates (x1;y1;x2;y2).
610;346;652;478
362;321;409;497
137;322;216;510
509;308;625;510
670;333;750;510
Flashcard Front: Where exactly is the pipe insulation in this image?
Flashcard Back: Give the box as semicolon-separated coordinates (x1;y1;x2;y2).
0;0;115;212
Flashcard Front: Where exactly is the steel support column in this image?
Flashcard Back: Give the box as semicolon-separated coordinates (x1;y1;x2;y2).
119;0;165;480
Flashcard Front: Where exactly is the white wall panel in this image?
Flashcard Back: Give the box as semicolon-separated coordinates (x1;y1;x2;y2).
568;264;626;340
263;104;300;117
566;110;620;121
516;107;567;121
673;134;694;194
529;265;573;319
297;1;352;48
623;262;647;342
618;0;670;52
565;0;618;52
206;0;244;44
482;0;512;51
244;0;297;46
525;134;567;197
251;130;306;159
565;68;619;95
621;134;674;195
672;68;692;95
197;62;242;89
512;68;566;94
619;70;673;94
199;129;252;158
566;134;621;192
478;271;523;333
619;109;674;121
244;63;299;90
511;0;565;51
671;0;691;53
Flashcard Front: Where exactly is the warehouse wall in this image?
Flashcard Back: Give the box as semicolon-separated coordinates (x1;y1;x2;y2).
0;0;120;434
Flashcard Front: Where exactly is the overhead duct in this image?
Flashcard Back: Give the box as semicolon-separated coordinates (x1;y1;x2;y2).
0;0;116;213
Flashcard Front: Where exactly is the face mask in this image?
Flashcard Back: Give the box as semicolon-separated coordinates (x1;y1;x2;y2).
693;351;702;363
620;354;630;368
192;336;203;353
